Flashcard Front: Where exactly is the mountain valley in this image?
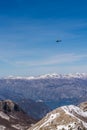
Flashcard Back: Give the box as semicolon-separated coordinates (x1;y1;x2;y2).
0;73;87;120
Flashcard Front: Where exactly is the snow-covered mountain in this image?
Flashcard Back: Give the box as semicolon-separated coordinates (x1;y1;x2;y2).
3;73;87;79
28;102;87;130
38;73;87;79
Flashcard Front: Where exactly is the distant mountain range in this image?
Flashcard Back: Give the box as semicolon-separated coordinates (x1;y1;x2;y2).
28;101;87;130
0;73;87;119
3;73;87;79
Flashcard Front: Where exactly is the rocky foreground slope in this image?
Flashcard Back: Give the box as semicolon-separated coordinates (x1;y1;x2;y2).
28;102;87;130
0;100;36;130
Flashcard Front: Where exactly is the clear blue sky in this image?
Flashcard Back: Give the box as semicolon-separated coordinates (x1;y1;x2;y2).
0;0;87;76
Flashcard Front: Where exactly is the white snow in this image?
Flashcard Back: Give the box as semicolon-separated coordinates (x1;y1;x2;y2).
10;115;17;119
57;122;77;130
29;104;87;130
3;75;35;80
62;105;87;118
82;121;87;128
3;73;87;80
0;125;6;130
37;73;87;79
33;113;60;130
0;111;9;120
12;124;24;130
39;73;62;79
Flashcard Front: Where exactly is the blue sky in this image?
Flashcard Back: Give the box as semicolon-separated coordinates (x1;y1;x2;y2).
0;0;87;76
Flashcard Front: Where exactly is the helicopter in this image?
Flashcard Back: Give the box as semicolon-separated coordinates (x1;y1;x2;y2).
56;40;62;42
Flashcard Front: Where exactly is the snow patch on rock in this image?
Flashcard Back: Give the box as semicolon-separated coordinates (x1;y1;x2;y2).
0;111;9;120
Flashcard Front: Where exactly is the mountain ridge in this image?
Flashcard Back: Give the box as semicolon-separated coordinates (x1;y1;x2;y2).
28;102;87;130
2;73;87;80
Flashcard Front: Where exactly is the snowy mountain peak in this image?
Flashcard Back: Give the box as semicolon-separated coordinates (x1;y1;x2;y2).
38;72;87;79
2;73;87;80
3;75;35;80
28;103;87;130
39;73;62;78
66;73;87;78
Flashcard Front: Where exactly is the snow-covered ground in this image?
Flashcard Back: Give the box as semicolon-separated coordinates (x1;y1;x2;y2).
28;103;87;130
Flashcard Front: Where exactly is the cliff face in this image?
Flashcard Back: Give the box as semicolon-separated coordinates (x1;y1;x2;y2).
0;100;23;113
28;102;87;130
0;100;36;130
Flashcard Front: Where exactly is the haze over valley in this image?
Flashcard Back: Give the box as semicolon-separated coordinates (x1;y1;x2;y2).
0;73;87;120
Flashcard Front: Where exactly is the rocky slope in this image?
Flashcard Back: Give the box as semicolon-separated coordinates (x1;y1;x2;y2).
0;89;50;120
0;100;36;130
28;102;87;130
